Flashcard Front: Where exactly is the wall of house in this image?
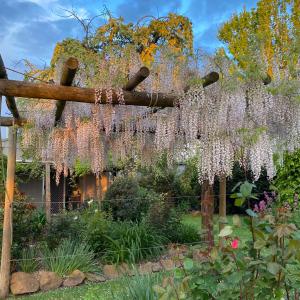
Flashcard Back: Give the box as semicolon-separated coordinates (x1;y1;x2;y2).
18;178;43;208
78;174;96;201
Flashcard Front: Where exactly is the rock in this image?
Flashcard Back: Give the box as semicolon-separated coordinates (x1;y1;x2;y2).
118;263;134;276
10;272;39;295
103;265;119;280
139;262;153;274
85;273;106;283
152;262;162;272
63;270;85;287
193;250;209;262
161;259;174;271
38;271;62;291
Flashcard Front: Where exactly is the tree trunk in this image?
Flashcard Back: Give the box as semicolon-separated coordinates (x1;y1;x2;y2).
0;127;17;299
201;181;214;248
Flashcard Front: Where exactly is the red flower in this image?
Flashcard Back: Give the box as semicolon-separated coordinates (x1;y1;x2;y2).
231;239;239;249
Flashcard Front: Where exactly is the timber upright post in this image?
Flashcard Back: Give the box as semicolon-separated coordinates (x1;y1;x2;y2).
0;126;17;299
45;163;51;222
219;175;227;246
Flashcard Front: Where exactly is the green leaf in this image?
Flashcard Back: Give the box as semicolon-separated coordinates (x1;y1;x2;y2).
231;181;242;192
218;225;233;237
153;285;166;295
246;209;257;218
254;239;266;250
183;258;194;270
232;215;241;227
267;262;281;275
234;198;245;207
174;268;184;279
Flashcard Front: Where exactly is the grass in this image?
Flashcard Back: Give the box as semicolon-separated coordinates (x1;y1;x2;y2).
14;281;123;300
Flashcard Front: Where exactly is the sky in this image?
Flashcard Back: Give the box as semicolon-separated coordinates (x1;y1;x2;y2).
0;0;259;131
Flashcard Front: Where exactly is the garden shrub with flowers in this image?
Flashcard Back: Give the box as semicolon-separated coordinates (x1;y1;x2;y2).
155;182;300;300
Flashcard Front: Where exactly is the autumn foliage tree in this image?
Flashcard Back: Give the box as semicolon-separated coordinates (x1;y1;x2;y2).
218;0;300;78
25;12;193;82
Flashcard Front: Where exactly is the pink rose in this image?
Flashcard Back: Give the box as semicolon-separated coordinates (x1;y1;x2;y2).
231;239;239;249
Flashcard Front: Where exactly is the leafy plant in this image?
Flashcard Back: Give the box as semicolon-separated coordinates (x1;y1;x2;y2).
18;247;39;273
112;273;161;300
102;221;166;264
158;202;300;299
231;180;257;207
103;176;157;222
45;211;84;249
0;202;46;259
273;149;300;205
41;239;96;276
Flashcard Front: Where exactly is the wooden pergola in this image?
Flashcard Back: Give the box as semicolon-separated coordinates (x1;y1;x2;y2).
0;54;219;298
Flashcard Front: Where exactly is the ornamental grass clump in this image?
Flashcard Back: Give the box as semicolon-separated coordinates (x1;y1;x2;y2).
102;221;166;264
41;239;97;276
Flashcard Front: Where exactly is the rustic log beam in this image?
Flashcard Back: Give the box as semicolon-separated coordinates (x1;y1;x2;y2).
0;55;20;120
123;67;150;91
0;116;26;127
55;57;79;125
0;71;219;108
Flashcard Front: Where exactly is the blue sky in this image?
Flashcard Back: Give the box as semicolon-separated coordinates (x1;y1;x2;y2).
0;0;258;125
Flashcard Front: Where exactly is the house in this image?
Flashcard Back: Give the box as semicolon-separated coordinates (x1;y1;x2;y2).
1;138;111;213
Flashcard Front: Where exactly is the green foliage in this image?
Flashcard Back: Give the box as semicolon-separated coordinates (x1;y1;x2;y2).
16;161;44;181
113;273;161;300
146;196;199;244
102;221;165;264
41;239;96;276
74;159;91;177
158;205;300;299
231;181;258;207
18;247;39;273
45;212;84;249
80;205;110;254
103;176;157;222
273;149;300;204
0;202;46;259
138;153;201;209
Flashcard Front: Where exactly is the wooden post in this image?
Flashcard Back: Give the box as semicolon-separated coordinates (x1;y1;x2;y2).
0;126;17;299
219;175;227;246
95;175;101;201
201;182;214;248
45;163;51;222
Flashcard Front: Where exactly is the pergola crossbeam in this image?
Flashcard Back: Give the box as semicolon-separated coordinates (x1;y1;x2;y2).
123;67;150;91
54;57;79;125
0;71;219;108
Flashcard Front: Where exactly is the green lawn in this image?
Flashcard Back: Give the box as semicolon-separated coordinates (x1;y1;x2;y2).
13;280;122;300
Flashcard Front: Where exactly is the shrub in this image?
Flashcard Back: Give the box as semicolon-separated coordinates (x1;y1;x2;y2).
147;198;199;243
103;176;157;222
273;149;300;204
0;202;46;259
41;239;96;276
80;205;110;254
103;221;166;264
45;211;84;249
